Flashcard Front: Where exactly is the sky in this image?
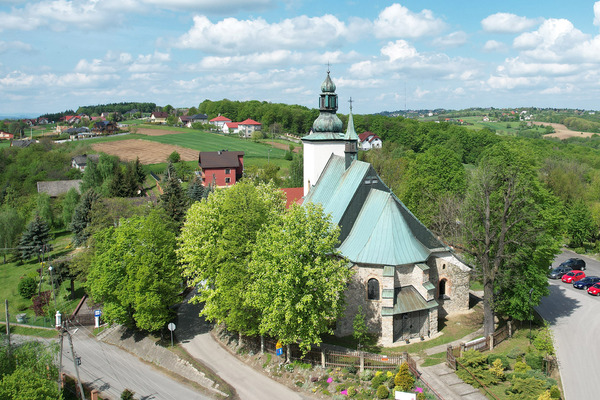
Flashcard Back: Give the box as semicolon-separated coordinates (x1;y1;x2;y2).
2;0;600;116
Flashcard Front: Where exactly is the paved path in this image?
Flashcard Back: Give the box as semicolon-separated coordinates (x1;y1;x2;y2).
176;290;311;400
537;250;600;400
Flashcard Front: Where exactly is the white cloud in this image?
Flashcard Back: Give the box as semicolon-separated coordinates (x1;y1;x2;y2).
481;13;540;34
486;75;535;90
513;19;588;62
0;70;118;89
0;40;32;53
373;4;446;39
381;40;418;62
176;14;350;53
432;31;468;48
594;2;600;26
483;40;507;52
140;0;273;12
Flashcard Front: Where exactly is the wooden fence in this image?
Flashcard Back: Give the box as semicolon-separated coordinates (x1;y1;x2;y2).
446;322;512;369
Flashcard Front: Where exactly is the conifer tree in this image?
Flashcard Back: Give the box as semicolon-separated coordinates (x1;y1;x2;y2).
160;175;187;224
70;189;101;245
18;214;53;261
187;177;206;203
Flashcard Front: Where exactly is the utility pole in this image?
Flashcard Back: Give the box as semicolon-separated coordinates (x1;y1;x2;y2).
4;299;10;347
65;324;87;400
58;325;64;392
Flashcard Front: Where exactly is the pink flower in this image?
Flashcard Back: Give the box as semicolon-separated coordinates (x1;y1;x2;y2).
415;387;423;393
327;377;333;383
341;390;348;395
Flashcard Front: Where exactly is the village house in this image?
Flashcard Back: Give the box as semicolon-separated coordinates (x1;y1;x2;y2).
358;131;383;150
71;154;100;172
0;131;14;140
198;150;244;187
209;115;232;130
150;112;168;124
302;71;471;346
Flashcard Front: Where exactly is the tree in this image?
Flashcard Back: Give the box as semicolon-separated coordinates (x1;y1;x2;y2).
458;143;562;334
160;175;187;224
61;188;80;228
187;177;206;203
168;151;181;164
566;200;596;248
287;152;303;188
178;181;286;335
246;203;352;355
35;193;54;228
18;214;53;261
0;207;24;263
87;209;180;331
70;188;101;245
353;305;369;350
133;157;146;187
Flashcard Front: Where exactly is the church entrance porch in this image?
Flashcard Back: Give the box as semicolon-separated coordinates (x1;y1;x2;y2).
393;310;430;342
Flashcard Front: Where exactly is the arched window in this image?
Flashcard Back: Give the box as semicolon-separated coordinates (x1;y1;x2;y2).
439;279;449;299
367;278;380;300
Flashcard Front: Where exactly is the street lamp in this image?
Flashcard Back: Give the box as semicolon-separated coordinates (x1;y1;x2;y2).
528;288;534;344
48;265;57;309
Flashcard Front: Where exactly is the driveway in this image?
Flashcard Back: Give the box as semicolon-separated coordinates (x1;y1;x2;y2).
176;290;311;400
536;250;600;400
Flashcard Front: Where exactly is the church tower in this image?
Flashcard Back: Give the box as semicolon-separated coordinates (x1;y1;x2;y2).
302;69;346;195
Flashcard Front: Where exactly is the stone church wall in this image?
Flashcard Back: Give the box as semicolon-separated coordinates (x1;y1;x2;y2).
428;253;471;317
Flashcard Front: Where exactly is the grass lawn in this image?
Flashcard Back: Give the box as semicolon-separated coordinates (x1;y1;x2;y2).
0;229;84;329
0;323;58;338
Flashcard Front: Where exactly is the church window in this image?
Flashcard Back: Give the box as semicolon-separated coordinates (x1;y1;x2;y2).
367;278;380;300
439;279;450;299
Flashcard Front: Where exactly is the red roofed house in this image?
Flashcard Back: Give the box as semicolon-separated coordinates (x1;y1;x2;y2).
198;150;244;187
280;187;304;208
238;118;262;138
150;112;168;123
358;131;382;150
209;115;232;131
222;122;239;135
0;131;14;140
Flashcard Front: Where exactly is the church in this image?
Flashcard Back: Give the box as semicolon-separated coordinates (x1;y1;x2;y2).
302;70;471;346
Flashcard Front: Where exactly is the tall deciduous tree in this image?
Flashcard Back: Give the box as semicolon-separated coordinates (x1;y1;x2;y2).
61;188;80;228
18;214;53;261
87;209;180;332
246;203;351;355
0;206;24;263
177;181;286;335
566;200;596;248
459;143;561;334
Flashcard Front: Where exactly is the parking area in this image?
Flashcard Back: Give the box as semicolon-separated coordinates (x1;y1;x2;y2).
536;250;600;400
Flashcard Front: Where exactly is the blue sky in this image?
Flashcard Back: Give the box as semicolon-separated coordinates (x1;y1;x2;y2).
2;0;600;116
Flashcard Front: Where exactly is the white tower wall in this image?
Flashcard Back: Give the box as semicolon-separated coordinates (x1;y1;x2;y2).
303;140;346;195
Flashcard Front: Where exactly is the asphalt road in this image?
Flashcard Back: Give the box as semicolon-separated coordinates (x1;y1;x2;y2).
536;250;600;400
60;325;208;400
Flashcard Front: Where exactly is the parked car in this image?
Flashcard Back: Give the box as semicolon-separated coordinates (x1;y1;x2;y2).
562;270;586;283
558;258;586;271
587;283;600;296
548;266;572;279
573;276;600;289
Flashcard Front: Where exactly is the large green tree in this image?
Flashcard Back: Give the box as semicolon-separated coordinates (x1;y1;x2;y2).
0;207;23;263
18;214;53;261
70;188;101;245
458;143;562;334
566;200;597;248
87;209;180;331
177;180;286;335
246;203;351;355
61;188;80;228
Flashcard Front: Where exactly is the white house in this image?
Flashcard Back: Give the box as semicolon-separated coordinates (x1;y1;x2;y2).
358;131;382;150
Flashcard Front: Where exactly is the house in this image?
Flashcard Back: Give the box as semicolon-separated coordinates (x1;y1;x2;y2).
190;113;208;125
61;115;81;125
280;187;304;208
37;117;49;125
198;150;244;187
10;139;34;148
237;119;262;138
178;116;192;126
209;115;232;130
92;121;118;134
0;131;14;140
150;112;168;123
358;131;382;150
222;122;239;134
302;71;470;346
482;116;490;122
22;119;35;127
36;180;82;197
71;154;100;171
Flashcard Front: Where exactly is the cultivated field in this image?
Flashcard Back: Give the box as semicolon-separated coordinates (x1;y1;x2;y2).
533;122;596;139
91;139;199;164
135;127;188;136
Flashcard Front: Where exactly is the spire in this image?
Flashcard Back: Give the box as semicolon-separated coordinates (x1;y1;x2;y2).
344;97;359;141
344;97;358;169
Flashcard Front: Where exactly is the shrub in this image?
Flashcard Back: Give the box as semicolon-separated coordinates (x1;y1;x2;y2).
360;369;374;381
505;377;547;399
121;389;135;400
376;385;389;399
514;361;531;373
457;350;498;387
18;277;37;299
538;390;552;400
489;358;505;380
31;291;52;316
487;354;510;369
549;385;561;399
525;353;543;370
533;324;555;355
394;362;415;391
371;371;387;389
508;347;525;359
347;386;356;396
347;365;357;374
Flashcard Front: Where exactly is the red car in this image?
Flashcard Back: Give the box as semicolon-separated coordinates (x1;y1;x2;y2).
562;270;586;283
588;283;600;296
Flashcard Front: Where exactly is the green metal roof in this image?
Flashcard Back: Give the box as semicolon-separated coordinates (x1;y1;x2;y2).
392;286;438;314
304;155;445;266
344;110;359;141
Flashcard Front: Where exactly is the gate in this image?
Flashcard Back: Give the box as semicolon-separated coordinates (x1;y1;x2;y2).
446;345;456;370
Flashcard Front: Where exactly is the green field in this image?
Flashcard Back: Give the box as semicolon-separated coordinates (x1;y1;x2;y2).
458;116;550;136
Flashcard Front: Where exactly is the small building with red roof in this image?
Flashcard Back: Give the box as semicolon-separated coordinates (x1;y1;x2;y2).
198;150;244;187
238;118;262;138
209;115;232;130
222;122;239;135
0;131;14;140
358;131;382;150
